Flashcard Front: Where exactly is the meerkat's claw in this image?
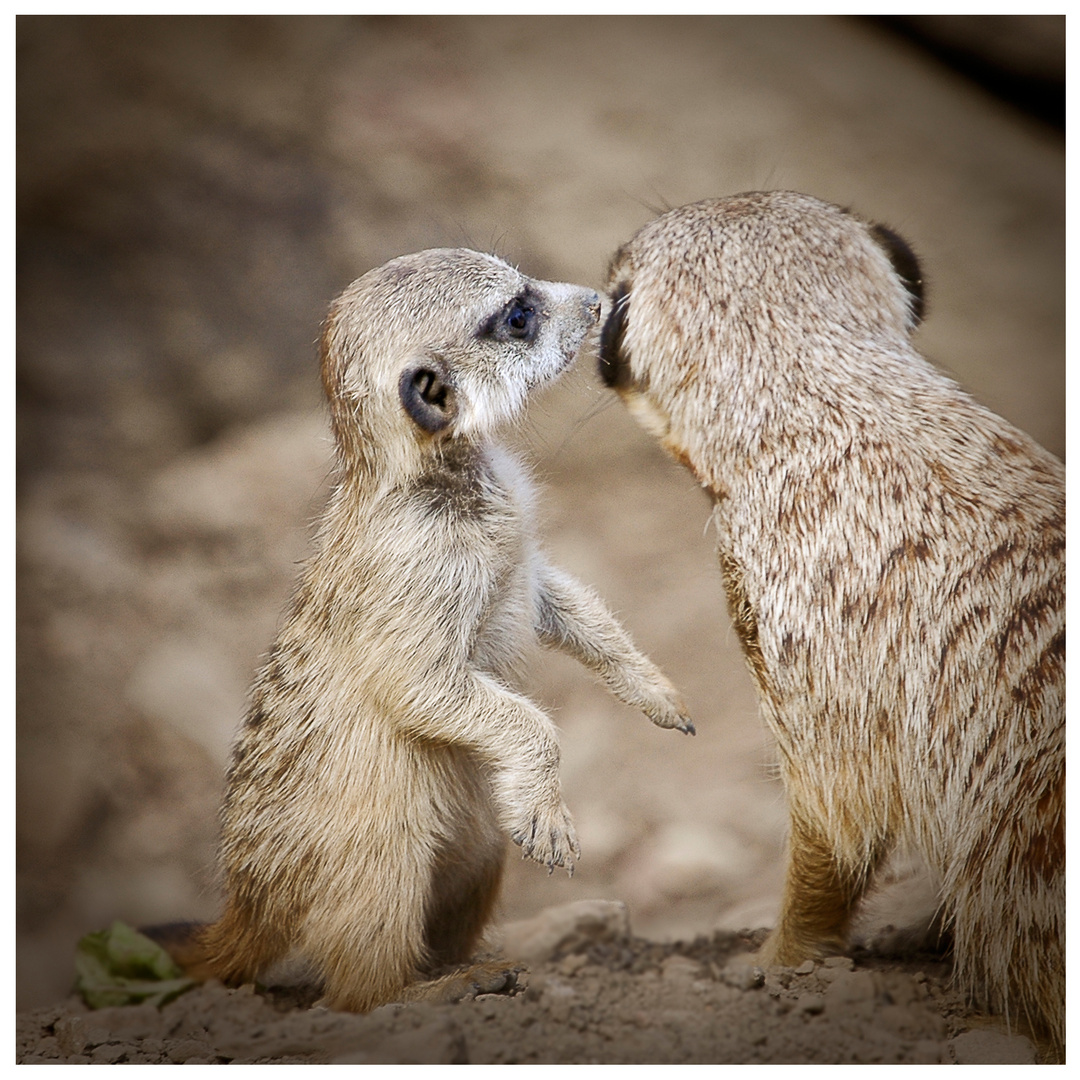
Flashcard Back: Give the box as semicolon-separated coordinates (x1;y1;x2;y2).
643;690;694;735
513;803;578;877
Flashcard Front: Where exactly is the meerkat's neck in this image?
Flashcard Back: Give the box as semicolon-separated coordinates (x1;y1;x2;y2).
676;337;1027;503
330;431;487;489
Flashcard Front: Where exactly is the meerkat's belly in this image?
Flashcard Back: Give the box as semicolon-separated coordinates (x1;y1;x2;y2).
249;717;499;886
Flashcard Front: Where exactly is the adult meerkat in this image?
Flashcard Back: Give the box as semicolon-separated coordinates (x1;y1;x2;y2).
598;192;1064;1052
186;248;692;1014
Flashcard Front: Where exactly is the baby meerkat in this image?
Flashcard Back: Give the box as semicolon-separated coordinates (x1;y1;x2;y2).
599;192;1064;1054
189;248;691;1014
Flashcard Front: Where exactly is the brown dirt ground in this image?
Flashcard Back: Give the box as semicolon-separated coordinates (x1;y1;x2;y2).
13;902;1043;1064
17;15;1063;1065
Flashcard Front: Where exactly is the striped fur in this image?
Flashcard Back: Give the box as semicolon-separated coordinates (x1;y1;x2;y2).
599;192;1064;1055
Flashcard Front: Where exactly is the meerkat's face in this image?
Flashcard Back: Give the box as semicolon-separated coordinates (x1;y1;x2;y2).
597;191;925;451
322;249;600;459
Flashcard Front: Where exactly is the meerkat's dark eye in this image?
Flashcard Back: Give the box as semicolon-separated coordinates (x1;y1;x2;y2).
506;300;535;338
479;293;541;343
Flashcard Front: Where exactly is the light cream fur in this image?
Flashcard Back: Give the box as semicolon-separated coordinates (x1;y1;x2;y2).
193;248;692;1013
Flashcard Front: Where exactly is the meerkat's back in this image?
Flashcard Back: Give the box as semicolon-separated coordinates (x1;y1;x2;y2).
598;191;1064;1056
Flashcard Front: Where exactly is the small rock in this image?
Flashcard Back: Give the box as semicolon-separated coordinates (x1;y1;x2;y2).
140;1038;168;1061
822;955;854;970
950;1028;1037;1065
556;952;588;977
91;1043;127;1064
54;1015;103;1057
794;959;816;975
32;1036;60;1059
720;962;765;991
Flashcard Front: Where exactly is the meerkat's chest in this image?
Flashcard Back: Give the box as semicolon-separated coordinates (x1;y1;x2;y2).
463;448;543;681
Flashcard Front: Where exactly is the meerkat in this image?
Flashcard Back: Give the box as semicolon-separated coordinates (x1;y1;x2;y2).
598;192;1064;1054
178;248;692;1014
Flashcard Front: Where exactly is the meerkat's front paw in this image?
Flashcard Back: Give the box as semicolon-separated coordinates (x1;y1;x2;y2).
641;678;695;736
511;801;581;877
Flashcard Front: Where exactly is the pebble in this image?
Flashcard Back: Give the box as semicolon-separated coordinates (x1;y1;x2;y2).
91;1043;127;1064
720;962;765;991
822;956;854;970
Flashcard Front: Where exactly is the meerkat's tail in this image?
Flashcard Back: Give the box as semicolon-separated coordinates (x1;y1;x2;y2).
139;921;217;981
142;908;288;989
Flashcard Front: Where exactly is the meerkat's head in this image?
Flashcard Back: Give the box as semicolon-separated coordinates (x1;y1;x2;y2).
321;248;600;473
598;191;926;471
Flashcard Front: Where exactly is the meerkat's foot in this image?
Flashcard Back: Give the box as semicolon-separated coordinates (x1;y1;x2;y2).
640;678;695;735
511;800;580;876
403;962;522;1006
757;930;810;968
758;924;847;968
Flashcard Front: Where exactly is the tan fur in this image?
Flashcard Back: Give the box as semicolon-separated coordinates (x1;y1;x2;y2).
191;248;692;1013
598;192;1064;1054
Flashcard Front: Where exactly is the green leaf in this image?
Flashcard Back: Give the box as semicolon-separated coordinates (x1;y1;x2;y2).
74;921;197;1009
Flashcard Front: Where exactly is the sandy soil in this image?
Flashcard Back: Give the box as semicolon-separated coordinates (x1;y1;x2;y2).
15;901;1041;1065
17;15;1063;1064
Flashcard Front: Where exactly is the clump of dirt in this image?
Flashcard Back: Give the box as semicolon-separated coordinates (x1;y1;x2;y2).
17;902;1042;1065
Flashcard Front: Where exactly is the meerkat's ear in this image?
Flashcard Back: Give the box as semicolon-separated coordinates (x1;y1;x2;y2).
869;223;925;326
399;363;457;434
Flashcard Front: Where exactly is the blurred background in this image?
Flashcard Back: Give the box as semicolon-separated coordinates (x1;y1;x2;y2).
17;15;1064;1010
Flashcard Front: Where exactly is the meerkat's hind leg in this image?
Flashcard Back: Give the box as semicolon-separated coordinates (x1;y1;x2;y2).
402;789;524;1004
421;817;505;970
306;893;427;1014
419;768;507;972
309;845;519;1013
760;802;888;966
535;562;694;734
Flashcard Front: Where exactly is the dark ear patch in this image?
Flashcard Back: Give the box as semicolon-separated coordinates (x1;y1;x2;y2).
599;281;633;390
400;364;456;433
869;223;925;325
